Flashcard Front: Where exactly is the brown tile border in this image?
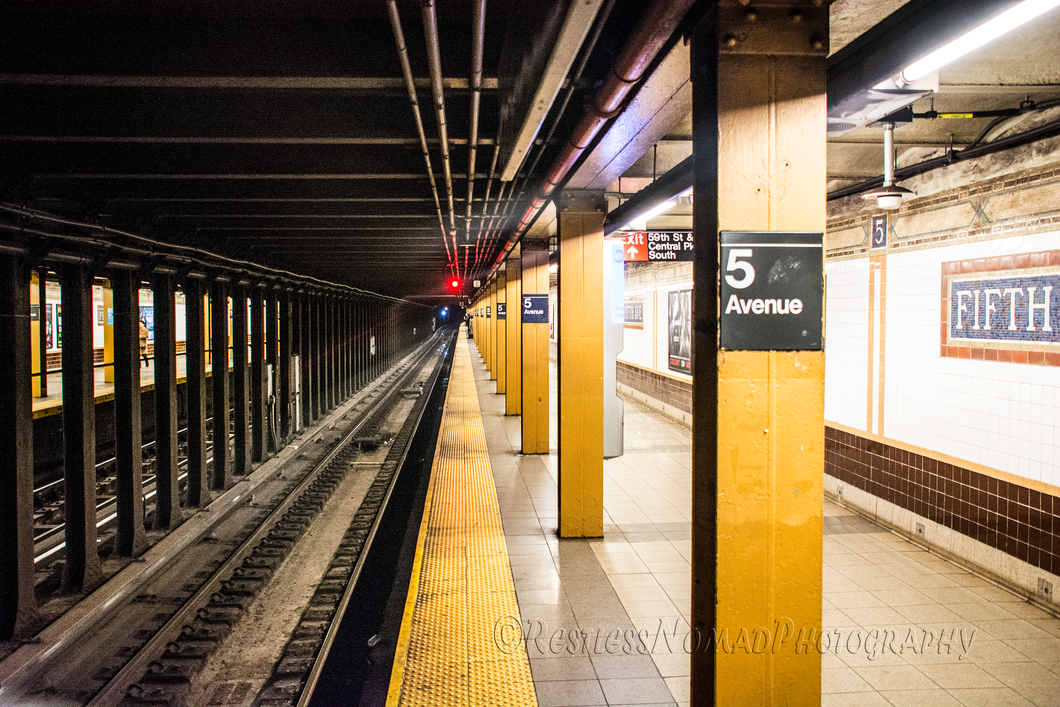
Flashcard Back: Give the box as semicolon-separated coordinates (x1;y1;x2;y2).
826;424;1060;576
617;361;692;415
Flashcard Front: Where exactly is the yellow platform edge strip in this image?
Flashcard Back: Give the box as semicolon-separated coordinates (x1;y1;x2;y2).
386;332;538;706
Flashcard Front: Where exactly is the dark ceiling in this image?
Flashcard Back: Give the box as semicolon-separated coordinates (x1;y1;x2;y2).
0;0;661;301
4;0;1059;303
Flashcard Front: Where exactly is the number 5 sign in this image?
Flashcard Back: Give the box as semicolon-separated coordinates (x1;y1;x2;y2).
719;231;823;351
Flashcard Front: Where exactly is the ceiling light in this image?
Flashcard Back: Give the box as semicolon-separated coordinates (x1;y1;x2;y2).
902;0;1060;83
862;123;915;210
620;186;692;231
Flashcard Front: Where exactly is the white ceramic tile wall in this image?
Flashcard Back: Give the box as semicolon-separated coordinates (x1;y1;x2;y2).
618;283;693;383
619;285;654;371
823;258;871;430
824;231;1060;487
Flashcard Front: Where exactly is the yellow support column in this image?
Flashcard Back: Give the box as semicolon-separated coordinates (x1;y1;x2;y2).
30;273;42;397
103;280;114;383
557;189;605;538
505;246;522;416
495;270;507;394
521;244;550;454
487;281;497;380
690;6;826;705
483;288;491;369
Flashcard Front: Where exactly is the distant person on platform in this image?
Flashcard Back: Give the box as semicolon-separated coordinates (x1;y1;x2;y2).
465;313;473;339
139;319;150;367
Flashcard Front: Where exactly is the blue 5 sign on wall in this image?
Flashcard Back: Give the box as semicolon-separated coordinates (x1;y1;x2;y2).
719;231;823;351
871;215;887;249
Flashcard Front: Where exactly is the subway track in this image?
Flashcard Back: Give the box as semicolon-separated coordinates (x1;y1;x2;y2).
0;329;455;707
33;421;222;569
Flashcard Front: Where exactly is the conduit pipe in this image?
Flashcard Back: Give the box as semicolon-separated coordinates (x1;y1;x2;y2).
421;0;458;260
512;0;696;237
466;0;486;239
386;0;452;266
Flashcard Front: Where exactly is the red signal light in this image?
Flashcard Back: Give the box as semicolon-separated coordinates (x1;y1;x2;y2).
448;277;462;291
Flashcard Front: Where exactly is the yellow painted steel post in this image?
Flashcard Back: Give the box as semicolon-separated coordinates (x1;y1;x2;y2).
557;189;605;538
690;5;826;705
521;244;550;453
505;245;522;416
496;270;507;394
488;280;497;380
103;280;114;383
484;287;492;369
30;273;41;397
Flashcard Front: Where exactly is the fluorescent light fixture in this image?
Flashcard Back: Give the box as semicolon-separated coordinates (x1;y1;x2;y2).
903;0;1060;83
620;186;693;231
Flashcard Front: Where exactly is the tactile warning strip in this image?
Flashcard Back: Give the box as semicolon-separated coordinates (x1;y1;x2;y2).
387;334;538;707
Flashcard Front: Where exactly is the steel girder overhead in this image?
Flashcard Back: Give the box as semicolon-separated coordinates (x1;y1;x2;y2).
0;0;700;302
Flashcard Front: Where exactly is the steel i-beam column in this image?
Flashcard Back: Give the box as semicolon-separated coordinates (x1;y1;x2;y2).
557;189;606;538
327;296;336;408
521;244;550;453
690;6;827;704
111;271;148;553
342;298;350;399
210;280;231;491
0;255;38;637
313;295;324;417
59;263;103;592
152;273;182;531
280;289;294;438
505;246;522;416
266;288;280;453
300;293;313;428
184;277;209;508
250;286;266;463
232;283;251;476
368;304;376;381
319;295;327;414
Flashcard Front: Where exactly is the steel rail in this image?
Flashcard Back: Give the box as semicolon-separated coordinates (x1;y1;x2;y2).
85;333;447;706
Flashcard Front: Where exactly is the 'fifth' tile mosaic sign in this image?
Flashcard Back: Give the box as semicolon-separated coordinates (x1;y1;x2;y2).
941;250;1060;366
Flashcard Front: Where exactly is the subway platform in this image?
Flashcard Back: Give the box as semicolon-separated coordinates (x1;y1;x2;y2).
387;333;1060;707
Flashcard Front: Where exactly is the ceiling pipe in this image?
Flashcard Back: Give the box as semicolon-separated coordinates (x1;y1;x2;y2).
471;0;616;278
386;0;453;267
466;0;486;240
512;0;696;238
421;0;458;260
472;142;501;273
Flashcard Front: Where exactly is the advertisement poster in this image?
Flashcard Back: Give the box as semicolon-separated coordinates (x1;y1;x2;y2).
139;305;154;340
668;289;692;374
624;295;643;330
56;304;62;349
45;303;54;350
